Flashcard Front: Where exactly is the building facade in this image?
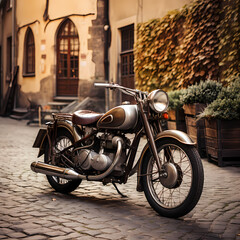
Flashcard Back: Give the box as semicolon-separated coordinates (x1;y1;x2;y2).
108;0;190;108
0;0;190;113
0;0;107;112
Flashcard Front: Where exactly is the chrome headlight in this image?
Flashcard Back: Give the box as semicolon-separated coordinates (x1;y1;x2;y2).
148;90;169;113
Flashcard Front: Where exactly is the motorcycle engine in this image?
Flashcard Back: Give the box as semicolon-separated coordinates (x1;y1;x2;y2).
75;149;112;171
74;133;127;173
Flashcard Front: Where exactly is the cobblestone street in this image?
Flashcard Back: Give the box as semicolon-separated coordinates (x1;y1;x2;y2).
0;117;239;240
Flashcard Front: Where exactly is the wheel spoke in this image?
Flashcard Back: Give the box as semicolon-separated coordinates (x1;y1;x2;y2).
48;136;73;185
146;143;193;209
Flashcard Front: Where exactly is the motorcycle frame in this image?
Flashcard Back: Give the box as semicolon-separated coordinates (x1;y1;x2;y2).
43;94;164;185
45;116;144;184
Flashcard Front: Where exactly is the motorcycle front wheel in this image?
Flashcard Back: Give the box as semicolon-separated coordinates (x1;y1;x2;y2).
142;138;204;218
44;129;82;194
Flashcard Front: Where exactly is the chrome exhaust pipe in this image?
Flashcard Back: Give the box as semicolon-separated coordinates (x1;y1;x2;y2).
31;161;81;180
31;139;123;181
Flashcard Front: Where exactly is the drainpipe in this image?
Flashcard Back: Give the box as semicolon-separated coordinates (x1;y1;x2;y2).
11;0;16;81
0;7;3;109
103;0;110;111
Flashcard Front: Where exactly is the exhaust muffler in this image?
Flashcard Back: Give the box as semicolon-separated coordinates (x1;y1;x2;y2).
31;161;81;180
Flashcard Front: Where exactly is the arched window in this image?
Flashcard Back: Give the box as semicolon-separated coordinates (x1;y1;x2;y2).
56;19;79;96
24;28;35;75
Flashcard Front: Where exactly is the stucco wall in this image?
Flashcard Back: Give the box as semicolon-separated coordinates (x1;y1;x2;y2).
16;0;103;107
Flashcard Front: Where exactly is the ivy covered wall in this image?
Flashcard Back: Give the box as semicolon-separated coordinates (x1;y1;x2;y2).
134;0;240;92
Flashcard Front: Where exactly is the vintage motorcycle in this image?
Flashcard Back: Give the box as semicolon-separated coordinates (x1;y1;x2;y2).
31;83;204;218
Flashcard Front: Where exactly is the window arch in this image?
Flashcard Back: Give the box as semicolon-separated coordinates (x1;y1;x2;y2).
24;28;35;75
56;19;79;96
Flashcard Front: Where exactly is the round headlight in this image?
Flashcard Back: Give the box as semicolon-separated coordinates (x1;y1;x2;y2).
148;90;169;113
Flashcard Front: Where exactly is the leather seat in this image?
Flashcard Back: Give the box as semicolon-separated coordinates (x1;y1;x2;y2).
72;110;104;125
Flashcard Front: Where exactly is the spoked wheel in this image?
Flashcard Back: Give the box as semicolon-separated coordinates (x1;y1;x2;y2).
44;129;82;194
142;138;204;218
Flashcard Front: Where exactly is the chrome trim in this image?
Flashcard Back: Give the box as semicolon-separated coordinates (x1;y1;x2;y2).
101;114;113;124
31;161;80;180
156;130;195;145
148;89;169;113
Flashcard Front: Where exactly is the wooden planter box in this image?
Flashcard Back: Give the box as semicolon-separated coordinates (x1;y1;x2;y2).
167;109;187;132
183;104;206;157
204;119;240;167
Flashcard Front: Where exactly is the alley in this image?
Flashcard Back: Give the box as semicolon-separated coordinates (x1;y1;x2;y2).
0;117;239;240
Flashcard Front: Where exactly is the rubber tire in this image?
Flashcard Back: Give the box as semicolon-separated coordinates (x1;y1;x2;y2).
44;129;82;194
141;138;204;218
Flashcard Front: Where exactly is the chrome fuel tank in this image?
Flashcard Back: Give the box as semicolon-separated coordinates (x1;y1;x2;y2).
97;105;138;130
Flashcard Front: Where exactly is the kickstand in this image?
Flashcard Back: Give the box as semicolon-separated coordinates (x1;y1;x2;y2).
112;182;127;198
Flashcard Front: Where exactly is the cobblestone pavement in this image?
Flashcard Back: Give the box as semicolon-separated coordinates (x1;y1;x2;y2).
0;117;240;240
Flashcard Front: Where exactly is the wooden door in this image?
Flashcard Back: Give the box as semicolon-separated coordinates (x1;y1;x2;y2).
57;19;79;96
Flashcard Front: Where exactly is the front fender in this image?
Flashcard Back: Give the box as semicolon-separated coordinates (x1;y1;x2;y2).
136;130;195;191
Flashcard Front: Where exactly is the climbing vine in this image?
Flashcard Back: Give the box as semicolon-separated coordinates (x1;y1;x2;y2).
134;0;240;92
217;0;240;84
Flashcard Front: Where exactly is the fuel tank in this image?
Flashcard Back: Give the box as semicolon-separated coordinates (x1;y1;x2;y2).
97;105;138;130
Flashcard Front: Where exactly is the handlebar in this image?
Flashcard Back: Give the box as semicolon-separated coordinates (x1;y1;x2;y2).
94;82;149;99
94;83;113;88
94;82;143;98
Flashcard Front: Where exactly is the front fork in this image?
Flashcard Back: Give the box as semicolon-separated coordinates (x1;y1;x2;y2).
138;101;164;174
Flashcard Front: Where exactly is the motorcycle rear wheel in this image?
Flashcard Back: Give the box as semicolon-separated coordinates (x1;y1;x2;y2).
44;129;82;194
142;138;204;218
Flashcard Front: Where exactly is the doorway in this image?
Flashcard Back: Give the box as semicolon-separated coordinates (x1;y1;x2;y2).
56;19;79;96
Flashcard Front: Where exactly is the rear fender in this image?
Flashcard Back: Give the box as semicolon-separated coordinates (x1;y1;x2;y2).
33;129;48;157
136;130;195;191
57;120;80;141
33;120;80;158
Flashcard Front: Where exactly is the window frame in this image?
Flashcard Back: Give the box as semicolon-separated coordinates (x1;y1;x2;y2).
120;24;135;102
23;28;35;77
120;24;134;78
6;36;12;81
56;18;80;96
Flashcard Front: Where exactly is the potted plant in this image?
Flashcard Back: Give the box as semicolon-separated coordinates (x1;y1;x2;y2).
199;76;240;166
181;80;223;157
167;89;186;132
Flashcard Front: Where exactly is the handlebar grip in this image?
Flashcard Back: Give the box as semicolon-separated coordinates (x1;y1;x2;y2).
94;83;112;88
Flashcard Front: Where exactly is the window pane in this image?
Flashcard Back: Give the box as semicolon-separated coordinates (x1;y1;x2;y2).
120;25;134;76
121;25;134;52
25;28;35;74
7;37;12;78
120;24;135;103
57;19;79;79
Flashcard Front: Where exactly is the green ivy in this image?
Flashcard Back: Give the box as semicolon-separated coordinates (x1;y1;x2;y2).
134;0;240;92
217;0;240;84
